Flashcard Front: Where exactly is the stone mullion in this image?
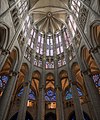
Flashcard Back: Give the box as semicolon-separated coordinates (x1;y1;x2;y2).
53;34;64;120
61;30;84;120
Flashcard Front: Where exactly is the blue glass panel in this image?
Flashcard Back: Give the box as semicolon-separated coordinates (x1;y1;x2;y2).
92;74;100;87
0;80;3;87
77;87;83;96
28;90;36;100
47;90;54;97
45;95;50;101
45;89;56;101
18;88;24;97
18;88;36;100
0;75;8;89
66;87;82;100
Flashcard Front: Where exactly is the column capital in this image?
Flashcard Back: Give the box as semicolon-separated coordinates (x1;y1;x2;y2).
9;71;19;76
23;81;31;87
89;46;100;53
39;85;45;91
55;85;62;91
69;80;77;85
1;49;10;55
81;68;91;76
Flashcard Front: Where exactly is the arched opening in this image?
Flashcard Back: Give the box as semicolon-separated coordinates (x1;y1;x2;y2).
0;49;18;96
93;25;100;45
0;27;6;48
0;25;9;49
69;111;91;120
10;112;33;120
45;112;56;120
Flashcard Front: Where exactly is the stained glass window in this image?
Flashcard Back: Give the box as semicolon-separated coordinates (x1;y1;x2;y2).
17;88;36;100
65;87;82;100
16;0;29;18
46;35;53;56
45;90;56;102
63;28;72;48
92;74;100;87
93;74;100;87
65;88;72;100
0;75;9;96
56;34;64;55
46;59;54;69
71;0;81;17
36;34;44;55
68;15;76;37
28;89;36;100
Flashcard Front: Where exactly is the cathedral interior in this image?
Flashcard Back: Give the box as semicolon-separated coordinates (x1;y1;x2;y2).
0;0;100;120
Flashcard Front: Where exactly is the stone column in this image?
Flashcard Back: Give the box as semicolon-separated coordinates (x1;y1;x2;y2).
37;34;46;120
53;34;64;120
82;69;100;120
55;86;64;120
66;24;100;120
17;30;38;120
37;86;45;120
17;81;30;120
0;71;18;120
0;49;10;71
61;30;84;120
0;25;32;120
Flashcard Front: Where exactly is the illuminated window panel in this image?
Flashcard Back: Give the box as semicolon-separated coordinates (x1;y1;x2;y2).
68;15;77;37
16;0;28;18
0;75;8;96
63;28;72;48
18;88;36;100
36;35;44;55
45;90;56;102
46;61;54;69
65;87;82;100
92;74;100;93
46;36;54;56
56;34;64;55
71;0;81;17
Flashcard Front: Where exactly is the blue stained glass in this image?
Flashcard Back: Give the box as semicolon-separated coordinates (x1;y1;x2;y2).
28;90;36;100
92;74;100;87
77;87;83;96
18;88;24;97
45;89;56;101
18;88;36;100
45;95;50;101
47;90;54;96
0;75;8;89
66;87;82;100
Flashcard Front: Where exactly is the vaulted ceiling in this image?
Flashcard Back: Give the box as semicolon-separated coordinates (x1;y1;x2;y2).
29;0;69;33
